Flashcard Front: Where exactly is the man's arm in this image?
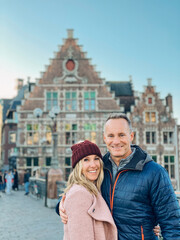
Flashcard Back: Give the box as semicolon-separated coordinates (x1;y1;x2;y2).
56;195;68;223
150;166;180;239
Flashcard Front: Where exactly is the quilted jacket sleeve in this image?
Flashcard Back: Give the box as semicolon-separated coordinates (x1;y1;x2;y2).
150;166;180;239
64;188;95;240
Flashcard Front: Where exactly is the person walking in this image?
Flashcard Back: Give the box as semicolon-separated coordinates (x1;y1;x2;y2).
58;113;180;240
24;169;30;195
12;168;19;191
62;140;117;240
0;170;3;197
5;171;14;194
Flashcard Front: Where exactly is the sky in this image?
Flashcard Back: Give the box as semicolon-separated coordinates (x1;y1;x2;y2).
0;0;180;123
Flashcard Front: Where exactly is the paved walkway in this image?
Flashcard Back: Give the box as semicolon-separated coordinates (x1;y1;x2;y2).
0;190;64;240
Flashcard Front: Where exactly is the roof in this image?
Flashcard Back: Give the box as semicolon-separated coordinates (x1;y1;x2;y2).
0;99;12;122
106;81;133;96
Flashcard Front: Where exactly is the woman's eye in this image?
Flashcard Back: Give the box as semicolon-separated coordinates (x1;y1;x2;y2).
95;157;100;161
83;158;88;162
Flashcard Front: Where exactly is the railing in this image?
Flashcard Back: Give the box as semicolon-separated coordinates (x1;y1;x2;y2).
29;177;46;199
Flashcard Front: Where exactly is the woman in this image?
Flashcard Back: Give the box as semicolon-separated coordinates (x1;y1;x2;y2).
63;140;117;240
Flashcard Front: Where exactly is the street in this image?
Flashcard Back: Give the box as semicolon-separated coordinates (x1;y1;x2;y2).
0;190;64;240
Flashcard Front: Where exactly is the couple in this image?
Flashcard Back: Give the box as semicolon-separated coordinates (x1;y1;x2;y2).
56;114;180;239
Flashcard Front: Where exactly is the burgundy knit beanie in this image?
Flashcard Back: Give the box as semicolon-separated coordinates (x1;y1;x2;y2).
71;140;102;168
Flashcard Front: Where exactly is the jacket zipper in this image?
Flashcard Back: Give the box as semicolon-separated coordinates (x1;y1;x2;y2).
110;169;129;214
141;226;144;240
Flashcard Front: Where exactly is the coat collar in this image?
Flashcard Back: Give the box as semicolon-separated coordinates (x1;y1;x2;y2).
88;192;115;226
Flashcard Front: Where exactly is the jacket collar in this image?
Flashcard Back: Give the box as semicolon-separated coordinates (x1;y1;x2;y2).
103;145;152;172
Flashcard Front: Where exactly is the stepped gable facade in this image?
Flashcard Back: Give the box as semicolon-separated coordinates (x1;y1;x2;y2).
128;78;178;188
17;30;122;180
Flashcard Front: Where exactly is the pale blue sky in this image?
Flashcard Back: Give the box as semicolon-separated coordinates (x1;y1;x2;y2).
0;0;180;122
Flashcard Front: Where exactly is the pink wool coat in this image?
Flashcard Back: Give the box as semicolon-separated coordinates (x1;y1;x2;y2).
63;184;117;240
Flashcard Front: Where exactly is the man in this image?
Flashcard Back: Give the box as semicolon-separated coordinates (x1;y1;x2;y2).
24;169;30;195
57;114;180;239
12;168;19;191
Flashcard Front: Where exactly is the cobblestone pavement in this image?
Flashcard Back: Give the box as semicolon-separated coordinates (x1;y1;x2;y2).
0;190;64;240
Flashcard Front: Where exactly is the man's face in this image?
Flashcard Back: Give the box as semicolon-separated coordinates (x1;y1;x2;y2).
103;118;134;163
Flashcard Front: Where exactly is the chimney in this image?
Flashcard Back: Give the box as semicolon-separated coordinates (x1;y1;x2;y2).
166;94;173;113
67;29;74;39
147;78;152;86
16;78;24;92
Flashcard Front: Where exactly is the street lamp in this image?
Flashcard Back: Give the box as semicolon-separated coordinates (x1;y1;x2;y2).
33;106;60;169
33;106;63;207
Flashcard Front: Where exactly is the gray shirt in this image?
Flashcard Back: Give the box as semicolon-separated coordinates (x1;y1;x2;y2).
109;147;136;184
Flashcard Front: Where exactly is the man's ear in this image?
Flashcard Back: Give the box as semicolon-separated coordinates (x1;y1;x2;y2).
103;133;106;144
130;131;134;142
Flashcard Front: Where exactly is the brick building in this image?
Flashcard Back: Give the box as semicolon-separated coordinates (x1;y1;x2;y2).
14;30;179;189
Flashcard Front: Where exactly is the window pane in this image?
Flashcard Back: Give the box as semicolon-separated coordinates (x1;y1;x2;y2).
84;99;89;110
152;156;157;162
46;157;51;166
26;158;32;166
65;100;71;111
66;132;70;144
65;168;71;181
33;124;38;131
65;157;71;166
91;124;96;131
72;100;77;110
91;100;95;110
164;156;168;163
72;132;77;144
169;132;173;144
91;132;96;143
164;164;169;173
163;132;168;144
170;165;175;178
152;132;156;144
151;112;156;122
33;132;39;144
145;112;150;122
46;132;52;144
53;92;57;99
72;92;76;99
84;92;89;99
66;92;70;99
33;158;39;166
53;99;58;106
170;156;174;163
65;124;71;131
72;124;77;130
27;124;32;131
146;132;150;144
90;92;95;98
47;92;51;99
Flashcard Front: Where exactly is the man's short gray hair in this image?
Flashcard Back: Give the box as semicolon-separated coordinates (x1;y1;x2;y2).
104;113;133;132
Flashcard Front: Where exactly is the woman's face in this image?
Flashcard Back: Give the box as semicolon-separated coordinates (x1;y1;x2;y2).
81;155;101;182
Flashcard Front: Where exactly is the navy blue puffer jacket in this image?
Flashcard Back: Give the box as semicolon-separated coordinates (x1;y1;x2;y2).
101;145;180;240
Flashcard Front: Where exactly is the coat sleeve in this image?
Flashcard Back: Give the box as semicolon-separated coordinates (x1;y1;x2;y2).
65;188;95;240
150;166;180;239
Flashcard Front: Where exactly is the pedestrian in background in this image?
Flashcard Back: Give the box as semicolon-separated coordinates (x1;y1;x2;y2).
3;170;7;192
0;170;3;197
24;169;30;195
12;168;19;191
5;171;14;194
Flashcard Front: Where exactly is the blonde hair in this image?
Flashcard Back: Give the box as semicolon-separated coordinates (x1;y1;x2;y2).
63;157;104;197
